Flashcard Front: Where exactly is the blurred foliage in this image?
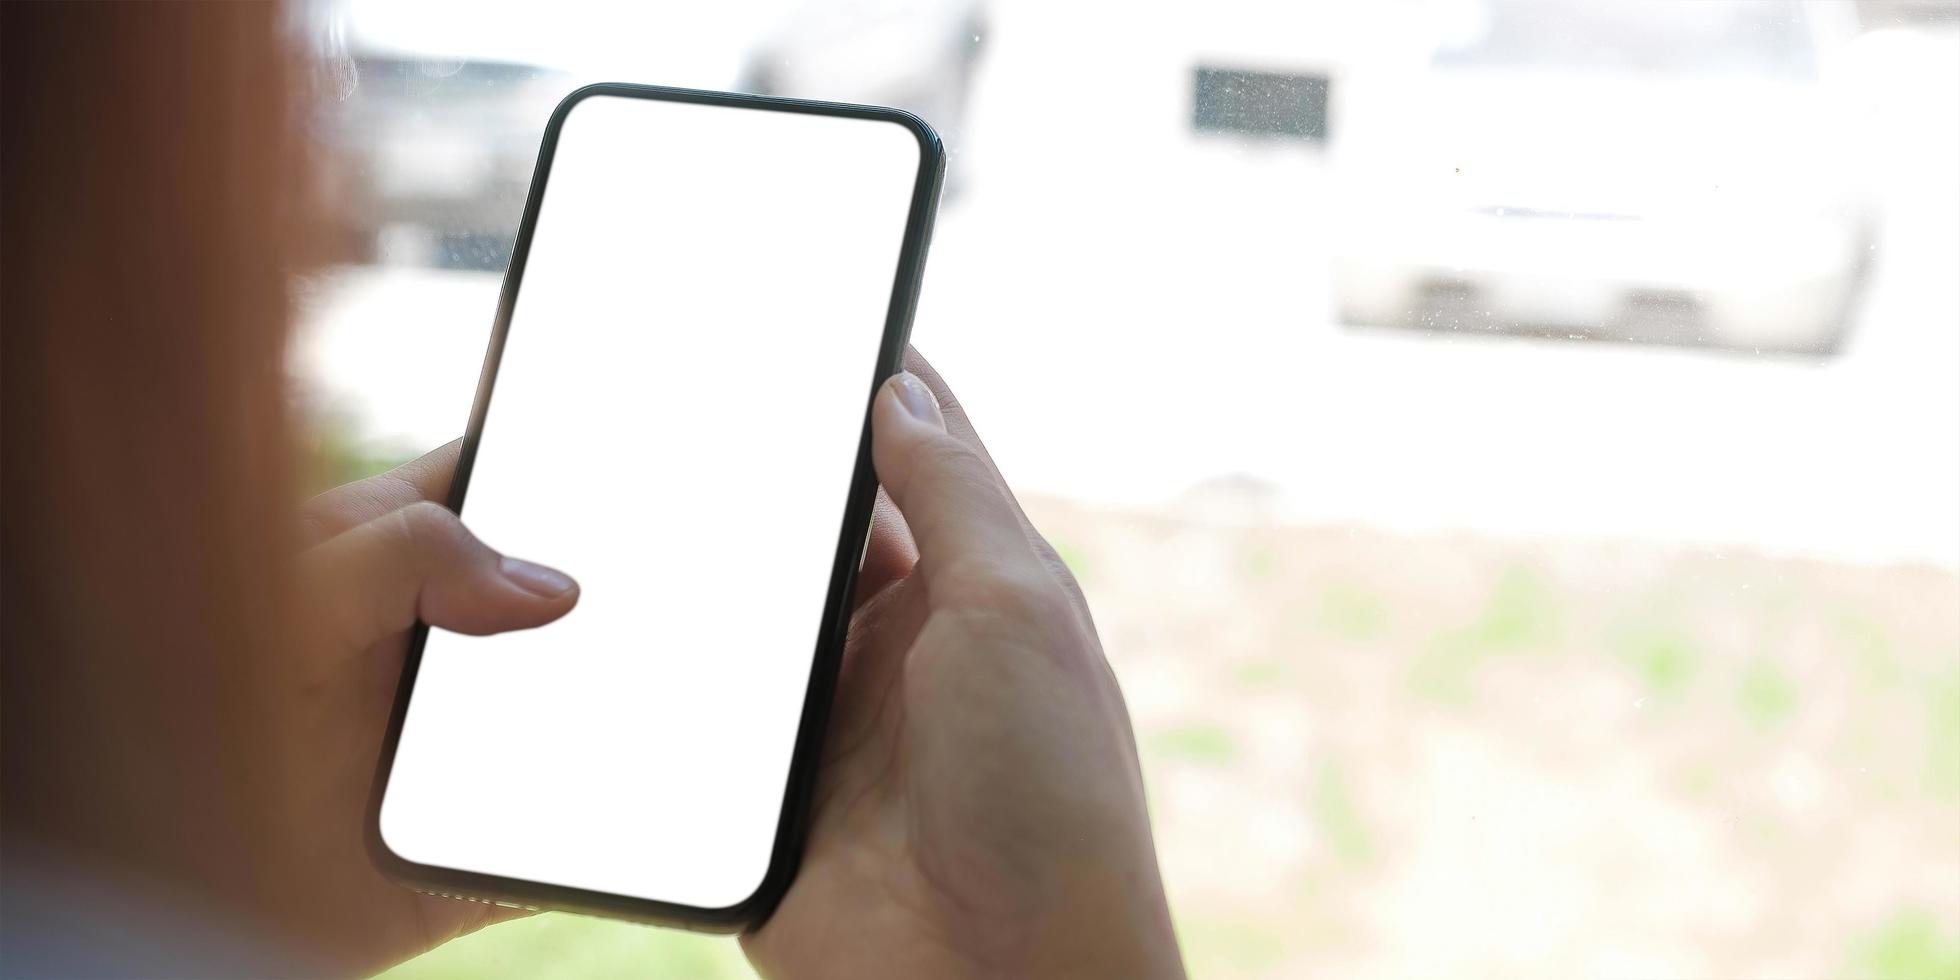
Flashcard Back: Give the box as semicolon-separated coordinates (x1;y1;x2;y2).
376;912;752;980
1736;657;1800;728
305;414;420;496
1316;582;1391;642
352;491;1956;980
1151;723;1237;765
1459;567;1564;652
1409;566;1563;704
1172;915;1288;976
1847;909;1960;980
1049;536;1092;584
1241;544;1278;581
1232;659;1288;689
1929;673;1960;798
1613;627;1704;701
1309;760;1374;867
1840;613;1904;688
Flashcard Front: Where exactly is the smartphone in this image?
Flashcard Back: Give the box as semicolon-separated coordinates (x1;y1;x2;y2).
368;83;943;930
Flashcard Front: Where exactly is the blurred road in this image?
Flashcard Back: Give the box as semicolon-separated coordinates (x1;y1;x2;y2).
297;15;1960;567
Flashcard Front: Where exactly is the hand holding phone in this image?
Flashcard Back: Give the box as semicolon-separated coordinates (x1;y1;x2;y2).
363;81;1181;971
291;352;1183;978
276;349;1185;978
744;357;1186;979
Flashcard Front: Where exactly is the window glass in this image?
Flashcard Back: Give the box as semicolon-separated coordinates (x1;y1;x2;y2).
295;2;1960;976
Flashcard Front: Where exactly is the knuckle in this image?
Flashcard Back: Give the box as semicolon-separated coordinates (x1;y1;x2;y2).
942;558;1076;627
884;432;977;509
1034;542;1091;609
904;434;984;486
391;500;464;554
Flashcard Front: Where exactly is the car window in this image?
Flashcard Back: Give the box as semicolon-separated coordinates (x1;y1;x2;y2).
295;2;1960;977
1432;0;1819;79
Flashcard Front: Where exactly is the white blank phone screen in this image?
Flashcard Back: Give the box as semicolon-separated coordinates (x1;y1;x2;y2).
378;93;923;910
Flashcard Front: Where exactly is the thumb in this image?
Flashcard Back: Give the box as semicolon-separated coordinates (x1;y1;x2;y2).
870;372;1040;601
303;500;579;648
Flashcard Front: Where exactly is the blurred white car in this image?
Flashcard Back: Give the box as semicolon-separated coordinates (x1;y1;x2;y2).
330;56;573;269
1330;0;1875;353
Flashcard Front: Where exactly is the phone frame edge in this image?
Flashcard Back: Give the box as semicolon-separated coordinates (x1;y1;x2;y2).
362;81;948;933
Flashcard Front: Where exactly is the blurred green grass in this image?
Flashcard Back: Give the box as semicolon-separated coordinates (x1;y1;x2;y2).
1847;909;1960;980
377;914;752;980
305;417;419;496
1152;723;1237;765
317;445;1959;979
1309;760;1374;867
1736;657;1799;728
1408;566;1565;705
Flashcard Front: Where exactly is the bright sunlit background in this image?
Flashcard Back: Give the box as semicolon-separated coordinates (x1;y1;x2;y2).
291;1;1960;977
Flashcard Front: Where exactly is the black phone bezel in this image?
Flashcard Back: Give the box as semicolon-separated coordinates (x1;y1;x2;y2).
364;82;945;932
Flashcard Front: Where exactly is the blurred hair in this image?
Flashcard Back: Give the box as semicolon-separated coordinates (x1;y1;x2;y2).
3;0;308;911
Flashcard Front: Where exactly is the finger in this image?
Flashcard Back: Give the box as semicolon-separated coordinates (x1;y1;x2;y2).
303;500;578;650
302;439;462;545
901;348;1088;609
855;487;917;606
827;572;929;765
902;348;1002;481
904;347;1035;520
870;372;1044;603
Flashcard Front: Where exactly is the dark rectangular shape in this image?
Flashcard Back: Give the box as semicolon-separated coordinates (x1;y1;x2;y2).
1192;66;1330;141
